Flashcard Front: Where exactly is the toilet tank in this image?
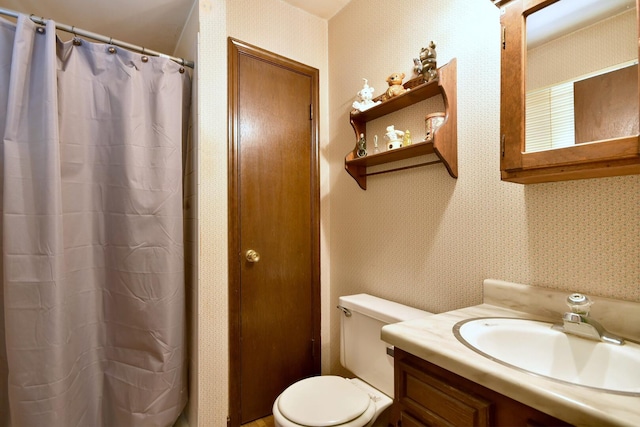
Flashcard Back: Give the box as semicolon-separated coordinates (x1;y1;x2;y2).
338;294;431;398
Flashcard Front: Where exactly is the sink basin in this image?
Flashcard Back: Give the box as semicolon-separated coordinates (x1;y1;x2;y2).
453;317;640;395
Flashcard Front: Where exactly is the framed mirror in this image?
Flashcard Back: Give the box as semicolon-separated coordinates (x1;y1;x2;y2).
496;0;640;183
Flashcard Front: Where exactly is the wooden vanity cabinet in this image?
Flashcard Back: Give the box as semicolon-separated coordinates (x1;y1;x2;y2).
390;348;572;427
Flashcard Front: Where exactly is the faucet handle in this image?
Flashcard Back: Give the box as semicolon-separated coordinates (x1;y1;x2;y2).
566;293;593;315
562;312;582;323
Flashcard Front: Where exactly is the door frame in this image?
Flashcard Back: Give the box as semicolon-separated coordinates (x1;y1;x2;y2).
227;37;321;426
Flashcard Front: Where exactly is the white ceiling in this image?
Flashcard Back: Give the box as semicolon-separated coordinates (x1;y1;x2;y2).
527;0;635;48
280;0;352;20
0;0;349;56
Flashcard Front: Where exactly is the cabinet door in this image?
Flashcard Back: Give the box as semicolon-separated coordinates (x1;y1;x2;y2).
392;349;573;427
395;351;492;426
497;0;640;183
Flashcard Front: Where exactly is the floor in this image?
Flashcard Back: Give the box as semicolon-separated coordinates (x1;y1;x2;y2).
242;415;275;427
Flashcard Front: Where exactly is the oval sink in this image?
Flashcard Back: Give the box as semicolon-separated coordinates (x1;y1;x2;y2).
453;317;640;395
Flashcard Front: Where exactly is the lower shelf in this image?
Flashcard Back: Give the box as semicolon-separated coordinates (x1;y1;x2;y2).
345;140;456;189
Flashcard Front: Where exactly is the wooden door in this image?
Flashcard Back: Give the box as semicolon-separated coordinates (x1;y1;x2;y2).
227;38;320;425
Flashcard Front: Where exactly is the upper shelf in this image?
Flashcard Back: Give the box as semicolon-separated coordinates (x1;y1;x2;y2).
345;58;457;190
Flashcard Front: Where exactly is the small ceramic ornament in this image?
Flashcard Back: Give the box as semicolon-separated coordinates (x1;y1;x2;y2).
425;112;445;141
352;78;381;112
384;125;404;150
403;130;412;146
415;41;438;82
385;72;407;99
356;133;367;158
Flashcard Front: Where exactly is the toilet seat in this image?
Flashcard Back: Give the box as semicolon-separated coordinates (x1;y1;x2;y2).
275;376;376;427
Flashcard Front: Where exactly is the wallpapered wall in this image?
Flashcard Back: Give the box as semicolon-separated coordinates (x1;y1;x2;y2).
328;0;639;374
194;0;639;424
528;9;636;89
196;0;329;425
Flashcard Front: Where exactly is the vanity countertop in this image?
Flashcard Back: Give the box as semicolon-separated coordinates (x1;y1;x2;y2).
381;280;640;427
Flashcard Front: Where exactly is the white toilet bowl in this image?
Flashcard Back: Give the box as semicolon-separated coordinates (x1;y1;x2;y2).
272;376;391;427
272;294;431;427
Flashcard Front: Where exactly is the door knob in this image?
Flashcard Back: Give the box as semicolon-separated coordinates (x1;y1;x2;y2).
245;249;260;263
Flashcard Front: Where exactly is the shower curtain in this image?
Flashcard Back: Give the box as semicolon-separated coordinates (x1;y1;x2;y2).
0;14;189;426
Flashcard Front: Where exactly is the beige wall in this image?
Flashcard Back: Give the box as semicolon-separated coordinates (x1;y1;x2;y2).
173;1;200;425
528;9;636;90
192;0;640;424
328;0;639;375
196;0;329;425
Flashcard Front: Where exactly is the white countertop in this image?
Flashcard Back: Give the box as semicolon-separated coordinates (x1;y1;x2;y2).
381;280;640;427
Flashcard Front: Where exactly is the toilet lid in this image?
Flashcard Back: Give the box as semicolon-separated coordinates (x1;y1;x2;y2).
278;376;371;427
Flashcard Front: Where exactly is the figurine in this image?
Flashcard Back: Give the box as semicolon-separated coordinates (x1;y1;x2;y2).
352;78;381;112
384;72;407;100
413;58;423;76
415;41;438;82
373;135;380;154
403;130;412;146
384;125;404;150
356;133;367;158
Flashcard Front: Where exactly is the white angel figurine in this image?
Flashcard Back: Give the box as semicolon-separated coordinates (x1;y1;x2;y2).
352;78;381;112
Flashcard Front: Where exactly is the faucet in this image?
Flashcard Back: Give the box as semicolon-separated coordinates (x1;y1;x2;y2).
552;293;625;345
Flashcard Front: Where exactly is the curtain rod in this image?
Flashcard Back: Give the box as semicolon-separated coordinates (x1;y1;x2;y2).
0;7;194;69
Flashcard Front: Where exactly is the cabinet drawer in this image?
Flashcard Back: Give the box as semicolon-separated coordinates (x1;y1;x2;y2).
399;360;492;426
399;410;428;427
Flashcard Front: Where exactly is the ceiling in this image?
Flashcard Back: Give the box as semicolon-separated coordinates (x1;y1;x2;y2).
0;0;349;56
1;0;632;58
527;0;636;48
280;0;352;20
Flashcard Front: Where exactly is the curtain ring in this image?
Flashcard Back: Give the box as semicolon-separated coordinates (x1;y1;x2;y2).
107;37;116;54
141;47;148;63
33;15;45;35
71;26;82;46
31;14;46;33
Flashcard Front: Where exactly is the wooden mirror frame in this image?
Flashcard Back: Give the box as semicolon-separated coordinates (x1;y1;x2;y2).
495;0;640;184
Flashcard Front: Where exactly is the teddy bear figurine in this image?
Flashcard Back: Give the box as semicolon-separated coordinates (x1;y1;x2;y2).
384;72;407;100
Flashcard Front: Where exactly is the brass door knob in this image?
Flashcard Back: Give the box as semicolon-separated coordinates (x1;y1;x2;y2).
245;249;260;263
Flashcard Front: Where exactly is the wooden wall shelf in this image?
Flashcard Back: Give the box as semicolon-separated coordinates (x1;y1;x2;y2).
345;58;458;190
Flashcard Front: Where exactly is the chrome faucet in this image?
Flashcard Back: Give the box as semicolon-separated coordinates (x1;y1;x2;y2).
552;293;625;345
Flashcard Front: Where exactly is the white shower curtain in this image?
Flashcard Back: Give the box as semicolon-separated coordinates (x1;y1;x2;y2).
0;14;189;426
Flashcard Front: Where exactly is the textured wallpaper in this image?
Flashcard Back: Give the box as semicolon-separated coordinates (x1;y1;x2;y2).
328;0;639;375
197;1;230;426
528;9;636;90
196;0;329;425
194;0;640;424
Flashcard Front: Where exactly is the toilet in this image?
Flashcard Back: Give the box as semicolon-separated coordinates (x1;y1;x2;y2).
273;294;432;427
